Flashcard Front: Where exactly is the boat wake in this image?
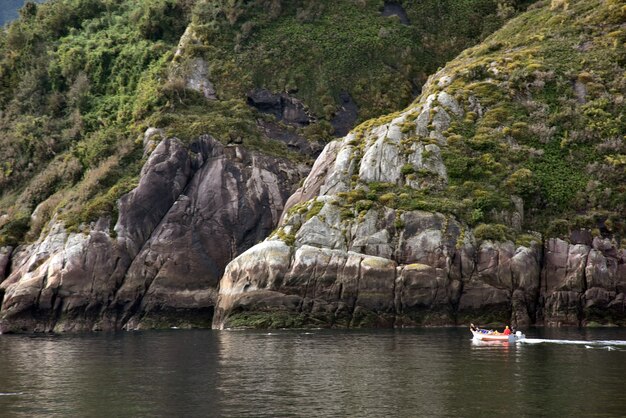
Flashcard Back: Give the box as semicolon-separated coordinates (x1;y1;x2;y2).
520;338;626;350
0;392;24;396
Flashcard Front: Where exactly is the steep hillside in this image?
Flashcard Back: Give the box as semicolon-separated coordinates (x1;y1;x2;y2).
0;0;529;332
214;0;626;329
0;0;526;248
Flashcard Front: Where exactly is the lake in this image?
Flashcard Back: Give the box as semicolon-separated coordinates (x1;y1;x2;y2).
1;328;626;417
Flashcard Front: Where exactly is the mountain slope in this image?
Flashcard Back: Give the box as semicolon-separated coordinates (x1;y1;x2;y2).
0;0;530;332
214;0;626;329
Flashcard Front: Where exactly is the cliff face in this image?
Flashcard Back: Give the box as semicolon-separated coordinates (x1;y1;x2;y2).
214;217;625;329
0;135;301;332
1;0;624;332
214;0;626;329
0;0;532;332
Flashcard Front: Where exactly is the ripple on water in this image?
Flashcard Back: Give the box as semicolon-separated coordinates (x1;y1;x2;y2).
1;328;626;417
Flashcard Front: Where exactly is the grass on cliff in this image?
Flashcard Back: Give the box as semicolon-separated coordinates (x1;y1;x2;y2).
190;0;535;123
0;0;535;246
0;0;193;244
289;0;625;243
436;0;626;238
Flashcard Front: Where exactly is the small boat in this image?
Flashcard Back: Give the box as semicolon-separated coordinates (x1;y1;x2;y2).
470;326;525;343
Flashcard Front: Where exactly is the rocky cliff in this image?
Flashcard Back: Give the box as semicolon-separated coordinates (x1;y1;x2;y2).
0;0;529;332
1;0;624;332
213;0;626;329
0;134;302;332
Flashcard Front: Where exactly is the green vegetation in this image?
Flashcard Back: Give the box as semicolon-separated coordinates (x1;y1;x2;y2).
363;0;625;242
0;0;531;246
226;311;308;329
190;0;533;122
0;0;191;244
294;0;624;245
473;223;513;242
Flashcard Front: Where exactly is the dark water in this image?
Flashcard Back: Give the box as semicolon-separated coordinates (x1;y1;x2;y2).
1;328;626;417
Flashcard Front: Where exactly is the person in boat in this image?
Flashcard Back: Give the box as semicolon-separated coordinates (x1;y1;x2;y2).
503;325;511;335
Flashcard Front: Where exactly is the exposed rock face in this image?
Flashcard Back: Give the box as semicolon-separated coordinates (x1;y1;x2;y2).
213;65;625;329
111;140;298;329
246;88;327;154
0;134;302;332
215;191;625;330
540;238;626;326
331;92;359;138
3;3;625;333
256;118;323;156
213;199;544;329
249;89;358;140
182;58;217;100
247;89;313;126
0;246;12;281
172;25;217;99
382;2;410;25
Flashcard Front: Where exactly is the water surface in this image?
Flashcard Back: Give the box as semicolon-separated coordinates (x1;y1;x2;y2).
1;328;625;417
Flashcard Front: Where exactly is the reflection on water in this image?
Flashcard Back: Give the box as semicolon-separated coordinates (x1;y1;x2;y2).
1;328;626;417
216;330;457;417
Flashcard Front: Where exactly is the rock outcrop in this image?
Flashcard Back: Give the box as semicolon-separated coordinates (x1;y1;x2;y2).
212;82;545;328
212;0;626;329
214;158;625;329
172;26;217;99
540;238;626;326
247;89;313;127
2;0;624;333
213;198;545;329
0;134;302;332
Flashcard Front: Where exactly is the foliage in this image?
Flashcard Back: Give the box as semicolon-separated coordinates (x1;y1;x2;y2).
473;223;512;242
427;0;626;239
0;0;530;246
311;0;625;246
0;0;193;241
189;0;533;124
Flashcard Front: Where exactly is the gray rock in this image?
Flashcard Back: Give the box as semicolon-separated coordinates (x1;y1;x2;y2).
247;89;312;126
116;137;197;258
112;137;300;328
350;208;394;259
0;246;12;282
359;125;403;184
437;92;463;117
296;215;347;251
184;58;217;100
573;79;587;104
437;75;453;88
395;263;450;311
281;140;344;222
172;26;217;100
0;133;303;332
458;281;510;311
542;238;589;293
475;240;516;289
542;290;581;326
319;140;356;196
538;238;626;326
430;106;451;136
142;127;164;157
214;199;547;329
